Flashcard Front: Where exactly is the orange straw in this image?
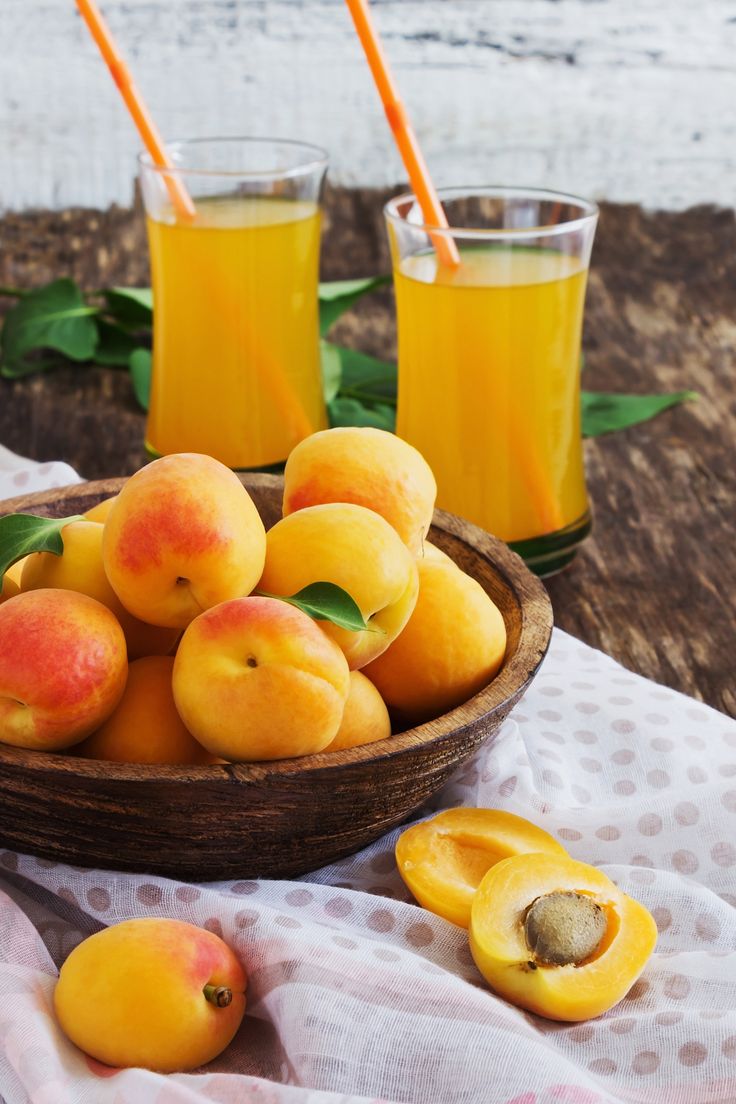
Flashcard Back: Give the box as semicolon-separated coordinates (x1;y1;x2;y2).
344;0;459;268
76;0;196;221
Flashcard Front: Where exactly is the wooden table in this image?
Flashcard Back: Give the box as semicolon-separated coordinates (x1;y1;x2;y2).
1;189;734;716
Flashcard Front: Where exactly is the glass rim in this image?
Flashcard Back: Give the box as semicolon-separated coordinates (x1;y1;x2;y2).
383;185;599;239
138;136;329;181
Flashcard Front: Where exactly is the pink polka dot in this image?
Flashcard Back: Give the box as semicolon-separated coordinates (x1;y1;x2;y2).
571;681;595;690
539;710;562;722
86;887;110;912
686;733;706;750
647;769;670;789
325;896;352;919
542;770;563;789
672;850;699;874
0;853;18;871
596;826;620;841
614;780;636;796
571;785;591;803
645;713;668;726
175;886;201;903
538;748;562;763
136;883;163;907
638;813;662;836
630;854;654;868
12;471;29;487
575;702;599;715
612;749;635;765
609;696;633;706
650;737;674;752
558;828;583;842
332;935;357;950
274;915;300;930
235;910;258;928
542;730;565;745
540;686;563;697
285;889;314;907
625;979;650;1002
588;1058;617;1075
630;868;655;885
204;917;224;936
231;881;259;895
574;730;597;744
695;914;721;942
723;1036;736;1061
58;888;78;907
632;1051;660;1075
569;1025;595;1044
688;766;708;784
456;943;475;967
711;841;736;867
655;1011;683;1026
580;758;602;774
679;1042;708;1067
609;1017;635;1034
652;907;672;932
719;763;736;778
367;909;395;933
612;719;636;735
722;791;736;813
373;948;400;962
664;974;691;1000
723;731;736;749
406;922;434;947
674;802;699;826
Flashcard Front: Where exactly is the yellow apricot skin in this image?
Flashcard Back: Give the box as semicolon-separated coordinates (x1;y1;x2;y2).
396;808;568;928
322;670;392;752
0;574;19;605
84;495;117;523
469;853;658;1022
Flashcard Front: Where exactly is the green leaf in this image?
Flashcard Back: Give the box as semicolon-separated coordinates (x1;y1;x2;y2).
328;396;396;432
581;390;697;437
0;513;83;579
129;348;152;411
258;582;372;632
103;287;153;329
319;275;389;336
0;279;98;374
320;340;343;403
95;321;144;367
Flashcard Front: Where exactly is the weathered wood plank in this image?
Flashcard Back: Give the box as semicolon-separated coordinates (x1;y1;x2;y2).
2;0;736;212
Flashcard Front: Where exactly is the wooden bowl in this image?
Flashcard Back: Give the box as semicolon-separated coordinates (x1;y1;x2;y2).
0;474;552;881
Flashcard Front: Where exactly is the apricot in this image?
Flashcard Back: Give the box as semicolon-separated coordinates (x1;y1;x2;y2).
103;453;266;629
3;557;28;589
0;589;128;750
54;917;247;1072
396;808;568;928
259;503;419;670
421;541;457;569
469;853;658;1021
84;495;117;523
364;560;507;723
283;426;437;554
322;670;392;752
76;656;216;764
20;520;179;661
0;573;19;605
172;595;351;761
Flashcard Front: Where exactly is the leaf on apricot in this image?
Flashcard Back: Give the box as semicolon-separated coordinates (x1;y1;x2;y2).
257;582;373;633
0;513;83;579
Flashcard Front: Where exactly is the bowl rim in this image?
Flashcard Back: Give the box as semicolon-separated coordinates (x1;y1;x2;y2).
0;474;553;782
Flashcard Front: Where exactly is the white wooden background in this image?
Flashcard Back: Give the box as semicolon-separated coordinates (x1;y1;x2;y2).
3;0;736;212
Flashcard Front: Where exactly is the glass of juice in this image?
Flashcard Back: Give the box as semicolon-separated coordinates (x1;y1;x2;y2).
139;137;328;469
384;187;598;576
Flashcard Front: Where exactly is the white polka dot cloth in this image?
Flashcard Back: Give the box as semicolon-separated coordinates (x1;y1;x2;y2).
0;446;81;500
0;461;735;1103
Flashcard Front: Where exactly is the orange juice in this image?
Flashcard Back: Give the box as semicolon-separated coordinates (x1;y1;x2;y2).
145;196;326;469
394;247;589;545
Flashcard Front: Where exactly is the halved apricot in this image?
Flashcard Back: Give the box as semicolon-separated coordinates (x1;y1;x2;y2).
396;808;568;928
469;853;657;1021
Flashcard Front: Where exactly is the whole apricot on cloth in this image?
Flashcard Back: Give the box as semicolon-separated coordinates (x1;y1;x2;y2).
283;426;437;554
364;559;506;724
469;852;657;1021
0;589;127;751
54;917;247;1072
102;453;266;629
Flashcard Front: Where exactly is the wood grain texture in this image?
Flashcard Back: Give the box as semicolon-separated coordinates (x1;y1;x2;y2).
0;476;552;880
2;0;736;212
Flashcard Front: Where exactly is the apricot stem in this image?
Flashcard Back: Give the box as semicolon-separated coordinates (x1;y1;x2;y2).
203;984;233;1008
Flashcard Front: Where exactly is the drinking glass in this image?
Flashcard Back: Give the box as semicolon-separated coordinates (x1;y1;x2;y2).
384;187;598;575
139;137;329;469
